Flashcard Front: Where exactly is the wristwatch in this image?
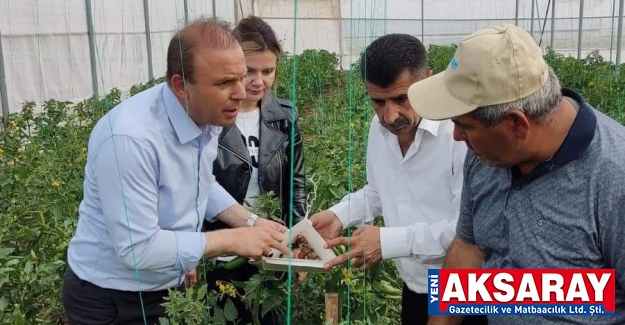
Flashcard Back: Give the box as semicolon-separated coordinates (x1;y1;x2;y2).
245;214;259;227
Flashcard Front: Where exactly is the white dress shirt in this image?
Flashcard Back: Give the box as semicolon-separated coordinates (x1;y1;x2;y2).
329;115;466;293
67;83;236;291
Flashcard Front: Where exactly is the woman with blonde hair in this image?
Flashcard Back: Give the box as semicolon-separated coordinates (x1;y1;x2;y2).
205;15;306;324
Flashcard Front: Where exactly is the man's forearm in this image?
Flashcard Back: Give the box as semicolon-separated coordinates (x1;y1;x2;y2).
216;204;253;228
443;236;484;269
428;236;484;325
203;230;234;258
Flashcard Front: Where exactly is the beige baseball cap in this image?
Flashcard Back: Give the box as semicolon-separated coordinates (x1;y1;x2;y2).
407;24;549;120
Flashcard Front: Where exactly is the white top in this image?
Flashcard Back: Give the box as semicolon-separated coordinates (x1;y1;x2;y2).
329;115;467;293
235;107;261;209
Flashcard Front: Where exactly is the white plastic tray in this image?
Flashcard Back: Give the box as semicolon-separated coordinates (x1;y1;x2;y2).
262;219;337;273
261;258;331;273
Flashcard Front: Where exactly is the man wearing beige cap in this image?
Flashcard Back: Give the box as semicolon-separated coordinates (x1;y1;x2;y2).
408;24;625;324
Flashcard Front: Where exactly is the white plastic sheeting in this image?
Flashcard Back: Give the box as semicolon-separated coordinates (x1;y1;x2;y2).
0;0;622;116
0;0;235;115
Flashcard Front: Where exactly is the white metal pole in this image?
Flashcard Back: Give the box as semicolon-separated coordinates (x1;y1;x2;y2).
531;0;536;38
85;0;99;99
577;0;584;59
143;0;154;80
515;0;520;26
184;0;189;25
421;0;425;43
550;0;556;48
616;0;624;66
0;30;9;122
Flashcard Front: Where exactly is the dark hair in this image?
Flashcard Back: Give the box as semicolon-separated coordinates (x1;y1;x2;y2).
360;34;428;87
166;17;238;85
233;15;282;57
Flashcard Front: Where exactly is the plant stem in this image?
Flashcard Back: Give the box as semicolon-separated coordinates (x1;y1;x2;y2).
252;283;263;325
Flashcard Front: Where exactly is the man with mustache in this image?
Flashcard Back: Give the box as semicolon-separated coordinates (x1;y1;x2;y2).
301;34;486;325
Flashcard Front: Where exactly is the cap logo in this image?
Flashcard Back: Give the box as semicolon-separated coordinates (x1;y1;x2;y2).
450;57;458;70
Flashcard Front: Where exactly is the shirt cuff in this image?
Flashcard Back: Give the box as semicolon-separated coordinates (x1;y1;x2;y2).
380;226;411;260
204;183;237;220
329;200;360;229
456;212;476;245
174;231;206;272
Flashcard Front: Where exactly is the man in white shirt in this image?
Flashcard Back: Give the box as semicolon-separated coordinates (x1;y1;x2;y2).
301;34;486;325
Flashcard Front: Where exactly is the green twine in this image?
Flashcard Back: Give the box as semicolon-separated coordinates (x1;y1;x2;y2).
286;1;299;324
92;0;149;322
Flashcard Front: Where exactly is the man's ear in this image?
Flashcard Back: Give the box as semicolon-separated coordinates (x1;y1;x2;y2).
506;110;530;140
426;69;434;78
170;74;186;99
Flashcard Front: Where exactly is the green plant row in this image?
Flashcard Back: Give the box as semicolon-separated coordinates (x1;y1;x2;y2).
1;45;624;324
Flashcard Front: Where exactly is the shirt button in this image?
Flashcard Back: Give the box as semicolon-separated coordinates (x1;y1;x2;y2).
537;219;543;226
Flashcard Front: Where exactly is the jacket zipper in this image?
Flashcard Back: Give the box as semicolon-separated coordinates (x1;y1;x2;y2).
276;130;287;221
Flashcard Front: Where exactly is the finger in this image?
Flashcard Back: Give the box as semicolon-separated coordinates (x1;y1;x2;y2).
275;223;288;233
268;229;285;243
324;250;359;269
295;234;307;244
324;236;350;249
269;241;291;257
283;230;300;244
299;245;319;259
256;218;287;233
250;251;263;260
353;226;366;236
299;244;320;259
310;215;319;227
298;246;312;258
350;257;363;268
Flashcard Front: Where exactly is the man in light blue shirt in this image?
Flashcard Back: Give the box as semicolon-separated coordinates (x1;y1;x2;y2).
62;18;290;325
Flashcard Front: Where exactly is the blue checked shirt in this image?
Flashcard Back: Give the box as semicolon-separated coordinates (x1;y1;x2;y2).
67;83;236;291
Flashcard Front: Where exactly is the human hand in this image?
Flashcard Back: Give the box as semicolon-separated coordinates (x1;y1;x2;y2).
297;271;308;284
184;268;197;288
254;217;288;233
289;248;308;285
298;210;343;259
230;227;290;260
427;315;465;325
323;225;382;270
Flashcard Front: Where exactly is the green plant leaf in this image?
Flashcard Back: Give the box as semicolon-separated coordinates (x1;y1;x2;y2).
261;292;283;317
213;305;226;324
158;317;170;325
223;298;238;322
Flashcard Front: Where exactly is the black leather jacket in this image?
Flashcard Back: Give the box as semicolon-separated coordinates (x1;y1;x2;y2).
205;92;306;231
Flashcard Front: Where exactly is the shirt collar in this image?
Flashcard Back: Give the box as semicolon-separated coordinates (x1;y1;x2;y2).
551;88;596;165
162;84;221;144
418;118;441;137
378;117;441;137
511;88;596;186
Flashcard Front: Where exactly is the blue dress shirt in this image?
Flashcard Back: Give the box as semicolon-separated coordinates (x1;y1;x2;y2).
67;83;236;291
